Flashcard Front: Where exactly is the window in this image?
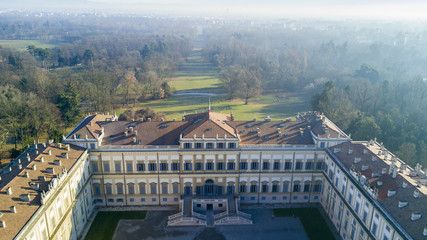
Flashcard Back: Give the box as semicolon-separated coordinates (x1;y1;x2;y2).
228;142;236;149
283;183;289;192
262;162;270;170
195;142;203;149
104;163;110;172
139;184;145;194
173;185;178;194
372;223;378;235
305;162;313;170
137;163;145;171
262;185;268;192
160;163;168;171
162;185;168;194
127;163;133;172
304;183;310;192
206;162;214;170
284;162;292;170
217;162;224;170
184;143;192;149
251;162;259;170
240;184;246;193
273;162;280;170
172;163;179;171
130;198;134;202
128;185;134;194
240;162;247;170
95;186;100;195
90;143;96;149
293;184;300;192
314;184;322;192
151;185;157;194
140;198;146;202
316;162;324;170
117;185;123;194
195;162;203;171
152;198;156;202
355;202;360;213
250;184;257;193
363;211;367;223
295;162;303;170
272;184;278;192
184;163;192;171
228;162;235;170
217;143;224;149
92;163;98;172
106;185;112;195
206;143;214;149
148;163;157;171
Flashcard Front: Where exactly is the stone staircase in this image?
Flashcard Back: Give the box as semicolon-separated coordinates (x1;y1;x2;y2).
167;196;252;227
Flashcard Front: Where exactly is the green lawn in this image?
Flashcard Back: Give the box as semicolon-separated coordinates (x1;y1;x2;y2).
84;211;146;240
273;208;335;240
0;40;56;50
117;48;311;121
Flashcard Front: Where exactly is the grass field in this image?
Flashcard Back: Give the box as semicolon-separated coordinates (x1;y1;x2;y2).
0;40;56;50
84;211;146;240
118;49;311;120
273;208;335;240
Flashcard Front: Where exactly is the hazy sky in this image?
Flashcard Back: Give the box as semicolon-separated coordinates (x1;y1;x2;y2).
2;0;427;20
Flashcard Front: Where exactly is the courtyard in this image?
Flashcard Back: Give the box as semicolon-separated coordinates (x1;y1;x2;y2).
111;209;310;240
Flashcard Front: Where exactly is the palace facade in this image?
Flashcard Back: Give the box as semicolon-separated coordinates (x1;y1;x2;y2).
0;111;426;239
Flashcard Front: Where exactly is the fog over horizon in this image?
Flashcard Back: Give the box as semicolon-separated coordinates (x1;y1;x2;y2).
2;0;427;21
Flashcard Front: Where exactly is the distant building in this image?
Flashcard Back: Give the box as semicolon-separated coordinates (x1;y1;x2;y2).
1;111;426;239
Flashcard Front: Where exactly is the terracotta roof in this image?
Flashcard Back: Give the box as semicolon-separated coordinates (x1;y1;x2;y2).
310;115;348;139
329;141;427;239
66;114;115;140
0;143;86;240
181;112;236;138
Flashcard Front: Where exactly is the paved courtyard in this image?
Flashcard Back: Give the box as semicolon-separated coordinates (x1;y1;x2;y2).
112;209;309;240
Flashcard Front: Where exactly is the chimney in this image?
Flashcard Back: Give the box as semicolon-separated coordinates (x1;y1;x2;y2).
362;165;369;171
47;168;54;174
334;148;341;153
414;190;419;198
147;118;151;122
133;137;137;143
20;194;31;202
58;143;62;148
27;156;31;162
363;149;367;154
377;181;383;187
387;189;396;197
381;168;387;175
124;131;128;137
398;200;408;208
54;160;62;166
17;159;21;164
160;118;164;122
30;182;39;191
371;156;376;162
134;130;138;136
354;158;361;164
0;220;6;228
6;187;12;195
25;172;30;178
48;150;52;155
64;153;68;159
402;181;408;188
424;227;427;237
348;149;353;154
411;213;422;221
392;167;397;178
18;164;22;170
40;157;44;163
66;144;70;151
10;206;16;213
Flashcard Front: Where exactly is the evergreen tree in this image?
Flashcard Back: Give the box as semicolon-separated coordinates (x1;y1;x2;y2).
57;82;81;127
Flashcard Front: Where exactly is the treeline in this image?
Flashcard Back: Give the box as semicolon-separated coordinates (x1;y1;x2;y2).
202;24;427;167
0;17;193;155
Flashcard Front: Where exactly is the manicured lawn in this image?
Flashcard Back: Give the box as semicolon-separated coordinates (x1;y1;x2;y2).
0;40;56;50
273;208;335;240
116;49;311;121
84;211;146;240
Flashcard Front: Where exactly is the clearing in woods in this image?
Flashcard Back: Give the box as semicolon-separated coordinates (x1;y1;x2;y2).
122;48;311;120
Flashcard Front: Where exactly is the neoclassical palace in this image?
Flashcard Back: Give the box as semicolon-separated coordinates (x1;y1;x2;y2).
0;111;426;239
